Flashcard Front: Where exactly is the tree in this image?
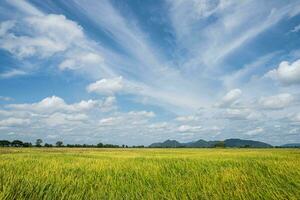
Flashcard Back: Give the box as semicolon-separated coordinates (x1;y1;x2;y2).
0;140;10;147
36;139;43;147
56;141;63;147
11;140;23;147
214;141;225;148
23;142;32;147
44;143;53;147
97;143;103;148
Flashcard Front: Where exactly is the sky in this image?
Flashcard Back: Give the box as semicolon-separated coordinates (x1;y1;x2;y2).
0;0;300;146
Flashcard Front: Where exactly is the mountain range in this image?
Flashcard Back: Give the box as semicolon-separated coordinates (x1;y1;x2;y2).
280;143;300;148
149;138;273;148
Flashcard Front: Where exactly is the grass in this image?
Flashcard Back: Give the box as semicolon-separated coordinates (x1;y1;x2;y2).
0;148;299;200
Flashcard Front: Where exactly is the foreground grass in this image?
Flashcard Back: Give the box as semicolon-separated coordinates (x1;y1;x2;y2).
0;148;299;200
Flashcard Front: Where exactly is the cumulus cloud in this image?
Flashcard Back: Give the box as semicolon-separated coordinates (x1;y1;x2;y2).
0;69;28;78
0;96;13;101
258;93;294;110
0;117;30;127
245;127;264;136
0;0;299;145
44;113;88;127
266;59;300;85
0;96;161;144
0;95;297;145
216;88;242;108
128;111;155;118
7;96;115;113
177;125;202;133
99;111;155;127
147;122;169;130
59;52;104;70
1;0;208;111
0;14;84;59
99;117;121;126
290;24;300;33
87;77;124;95
0;13;110;78
290;113;300;122
222;108;262;121
175;115;200;122
0;96;117;134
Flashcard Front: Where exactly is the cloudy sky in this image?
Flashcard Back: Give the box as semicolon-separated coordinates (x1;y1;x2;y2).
0;0;300;145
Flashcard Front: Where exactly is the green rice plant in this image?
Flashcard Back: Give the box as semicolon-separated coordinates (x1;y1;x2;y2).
0;148;299;200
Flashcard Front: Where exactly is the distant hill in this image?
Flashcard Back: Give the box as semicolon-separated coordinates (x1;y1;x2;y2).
149;140;184;148
149;138;272;148
183;139;219;148
224;139;272;148
280;143;300;148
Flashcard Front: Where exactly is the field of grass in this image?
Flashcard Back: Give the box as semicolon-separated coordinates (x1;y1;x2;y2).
0;148;299;200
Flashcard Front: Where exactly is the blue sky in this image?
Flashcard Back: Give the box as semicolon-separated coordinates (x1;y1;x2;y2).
0;0;300;145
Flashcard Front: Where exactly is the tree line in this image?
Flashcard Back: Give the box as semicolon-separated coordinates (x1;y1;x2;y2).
0;139;145;148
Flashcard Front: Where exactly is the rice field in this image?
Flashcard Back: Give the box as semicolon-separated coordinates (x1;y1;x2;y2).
0;148;299;200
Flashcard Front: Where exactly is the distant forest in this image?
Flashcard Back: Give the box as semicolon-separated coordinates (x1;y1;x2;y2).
0;139;144;148
0;138;299;148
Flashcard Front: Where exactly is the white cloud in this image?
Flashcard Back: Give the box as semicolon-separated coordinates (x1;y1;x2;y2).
59;52;104;70
223;52;278;88
175;115;200;122
44;113;88;127
245;127;264;136
266;59;300;85
128;111;155;118
87;77;124;95
216;88;242;108
0;14;85;59
99;117;121;126
8;96;66;112
147;122;169;130
0;96;13;101
259;93;294;110
0;94;297;145
99;111;155;127
290;24;300;33
69;0;208;112
7;0;43;16
0;0;299;145
2;0;207;112
177;125;202;133
0;117;30;127
7;96;114;114
0;21;15;36
223;108;249;120
0;12;112;79
0;96;160;144
168;0;300;68
290;113;300;122
0;69;28;78
222;108;262;121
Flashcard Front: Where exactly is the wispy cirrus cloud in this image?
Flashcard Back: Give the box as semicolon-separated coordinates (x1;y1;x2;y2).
0;0;300;145
0;96;13;101
168;0;300;69
0;69;28;78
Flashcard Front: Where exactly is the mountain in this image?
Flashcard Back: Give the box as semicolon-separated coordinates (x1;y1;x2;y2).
224;139;272;148
149;140;183;148
149;138;272;148
280;143;300;148
183;139;219;148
